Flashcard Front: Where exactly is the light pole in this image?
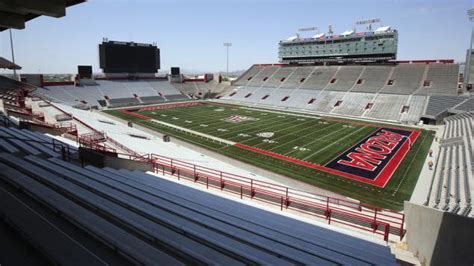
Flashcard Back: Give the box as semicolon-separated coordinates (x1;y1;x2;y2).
465;8;474;91
9;29;17;79
223;42;232;78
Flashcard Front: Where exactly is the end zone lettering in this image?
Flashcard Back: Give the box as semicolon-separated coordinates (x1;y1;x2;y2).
338;130;404;172
325;128;412;181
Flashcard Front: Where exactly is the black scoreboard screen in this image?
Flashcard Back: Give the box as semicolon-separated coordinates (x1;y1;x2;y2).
171;67;180;75
99;41;160;73
78;65;92;79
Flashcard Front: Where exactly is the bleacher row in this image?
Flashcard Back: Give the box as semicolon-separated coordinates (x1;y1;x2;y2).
224;86;428;123
234;64;460;95
0;127;77;159
173;81;231;99
452;97;474;113
34;80;189;108
0;125;397;265
423;96;469;118
222;64;464;123
425;112;474;217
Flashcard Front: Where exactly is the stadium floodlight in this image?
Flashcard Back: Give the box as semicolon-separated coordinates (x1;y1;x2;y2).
355;18;381;25
465;8;474;90
298;27;319;33
468;8;474;21
355;18;381;31
223;42;232;77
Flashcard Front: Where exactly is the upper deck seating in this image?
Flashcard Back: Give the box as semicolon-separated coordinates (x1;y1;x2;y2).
233;65;263;86
246;66;279;87
280;66;315;89
299;66;338;90
262;67;296;88
417;64;460;96
379;64;425;95
351;66;392;93
325;66;364;92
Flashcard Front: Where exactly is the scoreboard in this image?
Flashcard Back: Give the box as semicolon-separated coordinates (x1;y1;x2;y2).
99;40;160;73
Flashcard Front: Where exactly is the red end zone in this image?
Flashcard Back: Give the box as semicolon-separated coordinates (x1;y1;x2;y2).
235;129;420;188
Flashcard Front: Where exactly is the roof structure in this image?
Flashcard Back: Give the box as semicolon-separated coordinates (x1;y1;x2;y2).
0;0;85;31
0;57;21;70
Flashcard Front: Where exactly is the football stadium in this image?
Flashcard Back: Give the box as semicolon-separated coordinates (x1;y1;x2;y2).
0;1;473;265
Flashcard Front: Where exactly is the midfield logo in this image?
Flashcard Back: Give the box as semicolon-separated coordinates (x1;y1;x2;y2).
223;115;258;123
256;132;274;138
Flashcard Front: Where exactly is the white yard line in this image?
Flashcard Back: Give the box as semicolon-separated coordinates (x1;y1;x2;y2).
217;115;299;139
267;122;341;151
241;119;316;145
302;126;369;161
150;119;236;146
239;106;322;120
284;125;349;156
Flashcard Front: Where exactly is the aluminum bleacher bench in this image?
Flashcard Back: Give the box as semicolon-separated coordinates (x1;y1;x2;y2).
107;168;396;265
0;128;42;155
42;157;251;265
0;138;19;153
72;165;358;265
0;186;108;266
7;128;60;157
32;157;293;265
0;156;181;266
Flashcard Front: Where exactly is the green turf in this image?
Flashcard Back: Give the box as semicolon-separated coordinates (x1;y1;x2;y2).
105;103;435;210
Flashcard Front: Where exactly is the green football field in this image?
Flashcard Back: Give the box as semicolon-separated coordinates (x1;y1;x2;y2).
105;103;435;210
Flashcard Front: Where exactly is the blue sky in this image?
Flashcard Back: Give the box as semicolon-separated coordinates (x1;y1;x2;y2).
0;0;472;74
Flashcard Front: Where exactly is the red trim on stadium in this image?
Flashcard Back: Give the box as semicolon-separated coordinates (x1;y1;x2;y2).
120;109;152;120
395;59;454;64
137;102;202;112
234;130;420;188
41;81;75;86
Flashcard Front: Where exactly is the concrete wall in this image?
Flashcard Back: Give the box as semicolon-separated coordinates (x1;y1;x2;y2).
404;202;474;265
80;147;152;172
19;121;62;135
103;155;153;172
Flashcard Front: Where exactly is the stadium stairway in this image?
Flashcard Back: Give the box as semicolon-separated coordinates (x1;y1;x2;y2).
425;112;473;216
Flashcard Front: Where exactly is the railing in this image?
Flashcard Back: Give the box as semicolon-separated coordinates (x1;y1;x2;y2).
4;101;77;136
79;131;106;144
108;149;405;241
149;155;397;241
32;111;45;121
106;136;144;159
22;119;77;135
78;132;116;153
